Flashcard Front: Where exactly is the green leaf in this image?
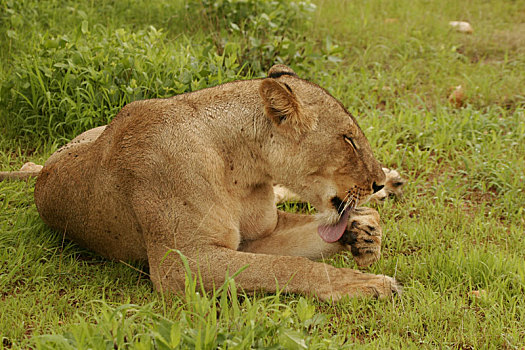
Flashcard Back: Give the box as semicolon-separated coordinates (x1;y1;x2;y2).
6;30;17;39
77;9;88;19
81;20;89;34
278;329;307;350
169;323;181;348
296;297;315;324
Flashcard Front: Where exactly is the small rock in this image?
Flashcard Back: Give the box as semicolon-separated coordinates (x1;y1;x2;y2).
449;21;473;34
448;85;466;108
468;289;487;298
384;18;398;24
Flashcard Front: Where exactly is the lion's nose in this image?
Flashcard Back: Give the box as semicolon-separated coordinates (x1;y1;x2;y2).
372;182;384;193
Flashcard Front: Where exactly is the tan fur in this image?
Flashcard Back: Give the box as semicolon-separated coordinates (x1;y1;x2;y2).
27;65;401;300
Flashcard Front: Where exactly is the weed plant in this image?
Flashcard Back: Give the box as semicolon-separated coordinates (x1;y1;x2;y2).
1;0;524;348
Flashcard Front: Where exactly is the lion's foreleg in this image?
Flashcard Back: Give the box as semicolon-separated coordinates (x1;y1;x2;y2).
239;210;346;260
133;190;399;301
240;207;385;268
147;242;399;301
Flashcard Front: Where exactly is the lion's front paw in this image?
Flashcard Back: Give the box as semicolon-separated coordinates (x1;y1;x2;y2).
339;207;382;267
369;168;406;203
363;274;402;297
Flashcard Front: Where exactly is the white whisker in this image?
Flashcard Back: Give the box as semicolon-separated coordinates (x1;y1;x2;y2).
338;191;354;220
337;192;350;212
348;192;356;209
354;189;360;209
337;192;351;213
335;192;351;221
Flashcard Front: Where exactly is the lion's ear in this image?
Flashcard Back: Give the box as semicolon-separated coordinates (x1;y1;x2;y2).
259;78;316;135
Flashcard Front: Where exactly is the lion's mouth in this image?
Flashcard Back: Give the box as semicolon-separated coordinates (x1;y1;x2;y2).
316;191;363;243
317;206;352;243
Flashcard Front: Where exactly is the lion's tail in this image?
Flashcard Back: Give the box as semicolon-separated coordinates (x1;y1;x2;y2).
0;170;41;181
0;162;43;181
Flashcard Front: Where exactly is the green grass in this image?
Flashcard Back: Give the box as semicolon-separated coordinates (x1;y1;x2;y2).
1;0;524;348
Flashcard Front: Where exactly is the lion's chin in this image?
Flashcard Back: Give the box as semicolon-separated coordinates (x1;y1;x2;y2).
315;209;341;226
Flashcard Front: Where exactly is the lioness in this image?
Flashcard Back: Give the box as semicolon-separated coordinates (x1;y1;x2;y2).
3;65;402;300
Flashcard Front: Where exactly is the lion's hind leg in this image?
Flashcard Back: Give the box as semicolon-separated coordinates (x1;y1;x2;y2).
275;168;406;205
368;168;406;203
45;125;107;167
273;184;301;204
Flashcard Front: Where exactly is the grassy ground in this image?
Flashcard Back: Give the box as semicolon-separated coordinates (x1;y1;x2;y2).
1;0;524;348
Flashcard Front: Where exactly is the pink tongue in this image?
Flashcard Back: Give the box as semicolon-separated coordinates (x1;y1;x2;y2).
317;207;351;243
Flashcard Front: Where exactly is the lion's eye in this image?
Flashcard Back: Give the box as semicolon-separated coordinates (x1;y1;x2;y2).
343;135;358;150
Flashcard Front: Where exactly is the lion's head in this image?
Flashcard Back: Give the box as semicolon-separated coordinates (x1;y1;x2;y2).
260;65;385;242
